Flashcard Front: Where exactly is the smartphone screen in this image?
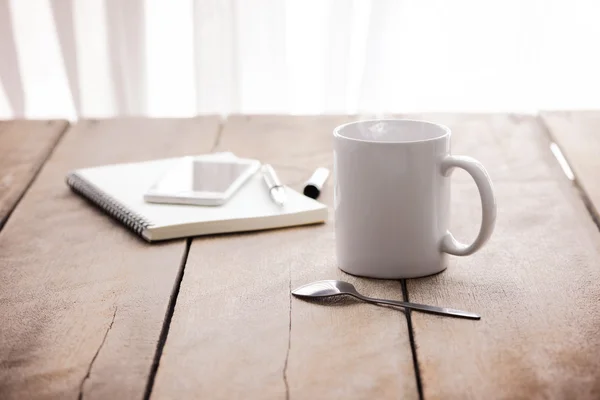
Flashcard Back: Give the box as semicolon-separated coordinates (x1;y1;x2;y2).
192;160;251;193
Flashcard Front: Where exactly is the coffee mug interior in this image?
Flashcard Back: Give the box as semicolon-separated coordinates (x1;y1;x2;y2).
334;119;449;143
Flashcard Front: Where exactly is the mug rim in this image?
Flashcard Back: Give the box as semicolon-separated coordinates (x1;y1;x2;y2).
333;118;451;144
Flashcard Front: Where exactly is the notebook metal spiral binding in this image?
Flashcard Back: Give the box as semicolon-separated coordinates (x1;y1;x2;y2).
66;172;153;236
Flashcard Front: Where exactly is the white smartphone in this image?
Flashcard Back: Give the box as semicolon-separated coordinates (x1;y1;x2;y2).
144;156;261;206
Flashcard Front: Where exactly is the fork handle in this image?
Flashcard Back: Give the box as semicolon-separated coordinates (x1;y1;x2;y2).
359;295;480;320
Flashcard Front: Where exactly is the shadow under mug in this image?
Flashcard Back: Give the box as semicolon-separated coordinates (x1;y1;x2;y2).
333;119;497;279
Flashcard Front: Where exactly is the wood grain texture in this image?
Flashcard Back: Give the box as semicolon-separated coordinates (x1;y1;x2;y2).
152;116;419;400
398;113;600;399
0;120;68;230
0;118;220;399
541;110;600;220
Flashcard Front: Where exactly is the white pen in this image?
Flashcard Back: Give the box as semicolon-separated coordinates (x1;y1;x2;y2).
261;164;286;206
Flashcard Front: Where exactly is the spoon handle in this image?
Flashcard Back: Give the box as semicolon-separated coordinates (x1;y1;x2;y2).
361;295;480;320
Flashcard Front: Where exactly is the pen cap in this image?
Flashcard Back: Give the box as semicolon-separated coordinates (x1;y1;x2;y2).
303;167;330;199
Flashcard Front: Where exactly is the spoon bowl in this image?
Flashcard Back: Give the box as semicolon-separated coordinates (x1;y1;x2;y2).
292;280;358;298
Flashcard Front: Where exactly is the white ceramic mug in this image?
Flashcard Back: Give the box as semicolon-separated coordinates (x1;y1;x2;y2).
333;119;496;279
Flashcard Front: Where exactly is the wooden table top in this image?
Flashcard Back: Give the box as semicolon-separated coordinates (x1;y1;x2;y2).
1;113;599;400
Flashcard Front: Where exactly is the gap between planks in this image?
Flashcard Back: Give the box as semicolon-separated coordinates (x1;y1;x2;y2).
0;121;70;232
143;238;192;400
401;279;424;400
538;116;600;232
143;119;225;399
282;258;292;400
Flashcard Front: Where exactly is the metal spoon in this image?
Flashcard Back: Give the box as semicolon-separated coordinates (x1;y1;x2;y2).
292;280;480;320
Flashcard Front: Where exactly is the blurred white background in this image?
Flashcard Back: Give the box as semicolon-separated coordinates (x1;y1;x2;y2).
1;0;600;120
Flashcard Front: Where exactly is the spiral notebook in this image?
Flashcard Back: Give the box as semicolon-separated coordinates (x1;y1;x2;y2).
65;153;328;242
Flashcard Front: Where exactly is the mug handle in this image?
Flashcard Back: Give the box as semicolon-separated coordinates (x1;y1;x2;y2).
440;155;497;256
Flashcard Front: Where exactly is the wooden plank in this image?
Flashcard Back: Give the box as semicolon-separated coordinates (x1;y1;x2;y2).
152;116;419;399
399;113;600;399
541;110;600;221
0;120;68;230
0;118;220;399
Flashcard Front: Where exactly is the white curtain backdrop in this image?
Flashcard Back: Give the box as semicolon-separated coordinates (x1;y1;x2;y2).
1;0;600;120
